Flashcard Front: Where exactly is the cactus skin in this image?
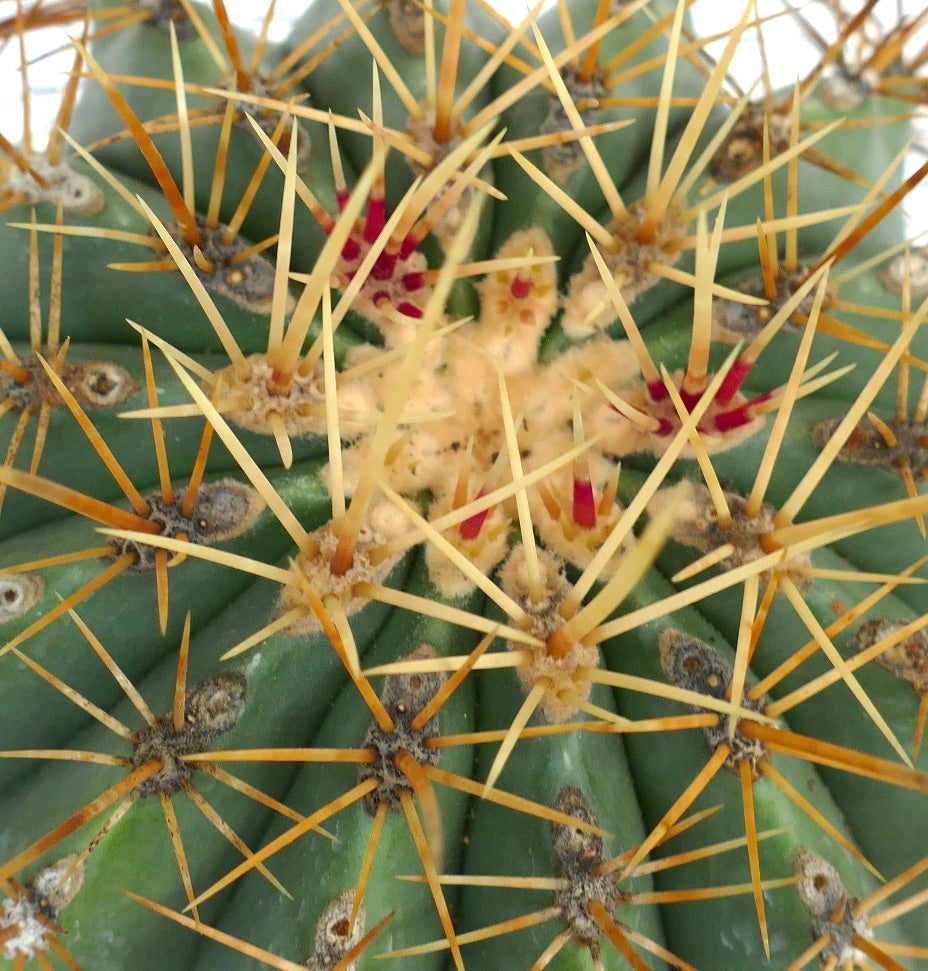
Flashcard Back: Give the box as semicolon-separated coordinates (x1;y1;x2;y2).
3;2;928;970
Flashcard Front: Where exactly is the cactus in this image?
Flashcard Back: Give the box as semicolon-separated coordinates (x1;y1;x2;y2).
3;0;928;968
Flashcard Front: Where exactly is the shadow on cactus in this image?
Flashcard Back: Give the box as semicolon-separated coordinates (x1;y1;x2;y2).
4;1;928;970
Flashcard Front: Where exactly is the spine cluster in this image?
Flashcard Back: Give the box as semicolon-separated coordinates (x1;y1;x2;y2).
2;1;928;969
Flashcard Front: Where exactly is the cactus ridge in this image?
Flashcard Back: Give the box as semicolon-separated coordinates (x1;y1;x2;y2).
5;1;928;969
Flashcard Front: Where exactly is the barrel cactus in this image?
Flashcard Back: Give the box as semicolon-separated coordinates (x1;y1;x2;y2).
4;0;928;968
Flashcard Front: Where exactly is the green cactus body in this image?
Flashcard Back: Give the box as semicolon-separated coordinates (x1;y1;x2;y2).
4;2;928;970
70;0;341;268
489;0;706;257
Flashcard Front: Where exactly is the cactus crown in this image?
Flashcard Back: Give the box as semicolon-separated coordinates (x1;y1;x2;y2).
3;1;928;969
